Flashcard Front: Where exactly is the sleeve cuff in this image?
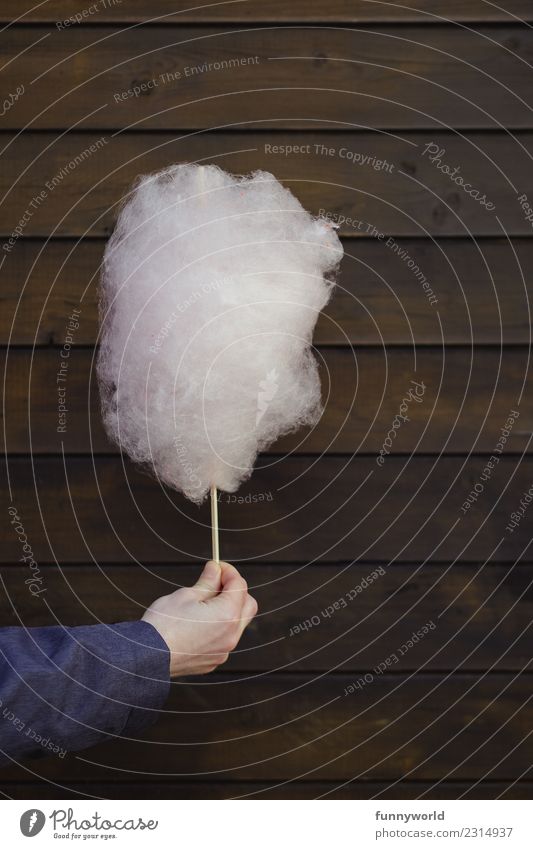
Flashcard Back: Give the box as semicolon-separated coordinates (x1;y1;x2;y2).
105;620;171;735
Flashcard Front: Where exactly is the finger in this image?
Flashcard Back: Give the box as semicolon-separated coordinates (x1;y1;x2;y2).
192;560;222;600
238;594;258;635
221;563;248;600
211;563;248;613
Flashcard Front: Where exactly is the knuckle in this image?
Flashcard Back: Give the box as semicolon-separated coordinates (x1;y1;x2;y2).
210;653;229;670
221;634;237;653
224;617;238;633
220;622;240;651
231;635;240;651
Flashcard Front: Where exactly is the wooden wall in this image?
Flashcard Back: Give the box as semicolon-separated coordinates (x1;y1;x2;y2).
1;0;533;799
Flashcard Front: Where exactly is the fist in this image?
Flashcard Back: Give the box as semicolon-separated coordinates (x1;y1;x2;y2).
142;560;258;677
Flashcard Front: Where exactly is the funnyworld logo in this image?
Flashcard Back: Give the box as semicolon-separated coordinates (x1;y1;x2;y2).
20;809;46;837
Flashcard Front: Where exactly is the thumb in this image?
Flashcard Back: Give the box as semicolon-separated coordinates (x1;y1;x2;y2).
193;560;222;600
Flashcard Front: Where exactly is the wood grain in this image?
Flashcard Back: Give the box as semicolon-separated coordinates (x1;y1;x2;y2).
2;456;532;563
3;238;533;346
1;132;531;239
0;673;531;781
1;563;532;672
2;26;533;130
1;2;532;798
4;1;533;24
2;346;531;454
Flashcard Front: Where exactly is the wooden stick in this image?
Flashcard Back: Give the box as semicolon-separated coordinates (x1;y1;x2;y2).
210;484;220;563
198;167;220;564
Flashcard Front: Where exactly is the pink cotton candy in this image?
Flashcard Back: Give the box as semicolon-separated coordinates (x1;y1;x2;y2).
97;164;343;503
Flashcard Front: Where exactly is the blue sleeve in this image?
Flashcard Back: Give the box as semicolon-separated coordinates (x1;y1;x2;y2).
0;620;170;767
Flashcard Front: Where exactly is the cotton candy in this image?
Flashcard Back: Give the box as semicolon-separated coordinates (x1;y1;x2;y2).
97;163;343;504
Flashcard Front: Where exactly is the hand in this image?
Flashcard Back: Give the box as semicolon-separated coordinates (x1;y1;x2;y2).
142;560;258;678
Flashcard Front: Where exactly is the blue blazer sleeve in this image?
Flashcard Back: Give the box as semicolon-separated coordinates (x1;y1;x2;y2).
0;620;170;767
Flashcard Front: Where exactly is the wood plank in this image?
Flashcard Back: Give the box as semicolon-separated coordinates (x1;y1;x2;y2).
1;132;532;239
1;780;531;799
4;1;533;24
3;238;533;346
2;346;531;454
1;563;532;672
2;456;532;563
2;26;533;129
0;674;531;781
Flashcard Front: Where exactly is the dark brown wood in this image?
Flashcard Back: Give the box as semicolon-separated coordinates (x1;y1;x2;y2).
2;26;533;130
0;673;531;781
2;456;532;563
1;132;532;239
1;5;532;798
0;780;531;799
1;562;532;672
4;238;533;346
4;1;533;23
2;346;531;454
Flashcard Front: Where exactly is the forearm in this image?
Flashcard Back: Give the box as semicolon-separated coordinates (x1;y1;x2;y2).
0;621;170;767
